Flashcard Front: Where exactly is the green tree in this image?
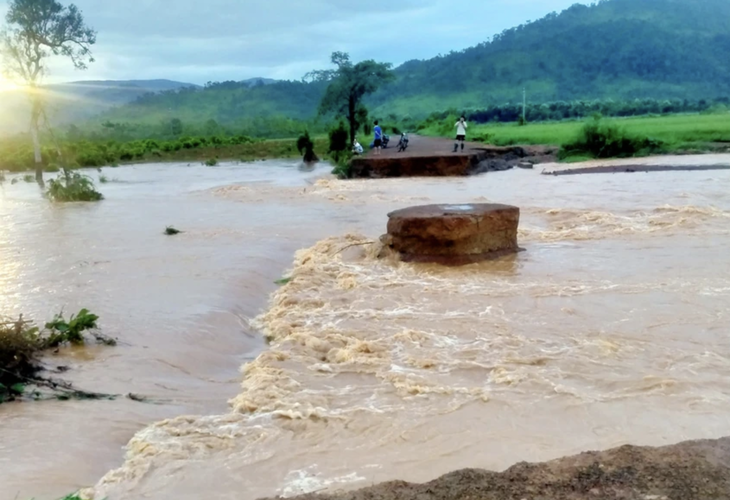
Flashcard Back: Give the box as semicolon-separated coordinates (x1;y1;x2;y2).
169;118;183;136
308;51;394;144
0;0;96;183
204;118;220;136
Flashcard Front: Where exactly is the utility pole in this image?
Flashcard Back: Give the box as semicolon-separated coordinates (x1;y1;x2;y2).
522;88;526;124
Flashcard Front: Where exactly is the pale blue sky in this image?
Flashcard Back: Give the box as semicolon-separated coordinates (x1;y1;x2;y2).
0;0;588;84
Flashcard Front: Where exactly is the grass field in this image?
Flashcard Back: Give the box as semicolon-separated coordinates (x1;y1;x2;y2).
0;136;332;172
419;113;730;151
2;113;729;174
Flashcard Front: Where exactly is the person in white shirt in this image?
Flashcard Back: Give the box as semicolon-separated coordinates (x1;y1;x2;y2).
453;115;468;152
353;138;364;155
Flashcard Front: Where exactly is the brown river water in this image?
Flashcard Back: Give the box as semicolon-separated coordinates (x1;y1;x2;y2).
1;158;730;499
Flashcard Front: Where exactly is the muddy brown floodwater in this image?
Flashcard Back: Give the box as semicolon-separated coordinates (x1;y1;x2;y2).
1;157;730;500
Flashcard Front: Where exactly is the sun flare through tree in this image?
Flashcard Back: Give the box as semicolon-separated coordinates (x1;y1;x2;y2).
0;0;96;183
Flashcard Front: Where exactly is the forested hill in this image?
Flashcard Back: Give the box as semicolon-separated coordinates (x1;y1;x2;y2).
92;0;730;127
375;0;730;114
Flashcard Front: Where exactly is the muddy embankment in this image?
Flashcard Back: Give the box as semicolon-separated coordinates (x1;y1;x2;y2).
349;136;556;178
270;436;730;500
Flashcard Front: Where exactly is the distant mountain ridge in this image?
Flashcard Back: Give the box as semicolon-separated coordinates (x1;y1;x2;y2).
0;79;200;134
2;0;729;135
90;0;730;129
372;0;730;114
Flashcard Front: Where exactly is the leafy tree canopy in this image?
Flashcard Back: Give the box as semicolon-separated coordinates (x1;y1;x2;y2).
308;51;394;143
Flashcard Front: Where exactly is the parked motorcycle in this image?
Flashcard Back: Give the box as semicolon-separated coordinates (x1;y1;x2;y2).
396;132;409;152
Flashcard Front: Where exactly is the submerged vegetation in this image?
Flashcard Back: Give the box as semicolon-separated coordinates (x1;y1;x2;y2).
0;309;115;404
165;226;182;235
46;169;103;202
327;121;352;178
296;130;318;163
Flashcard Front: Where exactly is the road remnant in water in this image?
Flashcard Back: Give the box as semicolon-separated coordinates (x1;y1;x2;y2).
380;203;521;265
348;136;556;178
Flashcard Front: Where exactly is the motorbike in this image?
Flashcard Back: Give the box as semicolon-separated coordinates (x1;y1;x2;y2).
370;134;390;149
396;132;409;152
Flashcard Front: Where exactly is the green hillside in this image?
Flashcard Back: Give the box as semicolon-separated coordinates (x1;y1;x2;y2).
28;0;730;132
373;0;730;113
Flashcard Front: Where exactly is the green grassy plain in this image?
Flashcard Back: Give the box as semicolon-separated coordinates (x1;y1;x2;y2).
2;113;728;174
419;113;730;151
0;136;331;173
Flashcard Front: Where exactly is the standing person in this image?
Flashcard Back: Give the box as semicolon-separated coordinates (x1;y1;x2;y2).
373;120;383;155
454;115;468;152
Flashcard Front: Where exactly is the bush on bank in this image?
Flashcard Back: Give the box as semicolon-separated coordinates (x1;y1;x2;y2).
559;117;666;159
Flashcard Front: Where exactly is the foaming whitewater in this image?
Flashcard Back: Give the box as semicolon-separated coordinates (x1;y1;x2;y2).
3;158;730;500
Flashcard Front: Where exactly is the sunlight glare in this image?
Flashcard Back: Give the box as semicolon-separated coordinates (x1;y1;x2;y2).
0;74;20;92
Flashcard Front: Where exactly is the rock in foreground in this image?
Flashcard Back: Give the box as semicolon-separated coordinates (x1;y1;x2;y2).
381;203;520;265
263;436;730;500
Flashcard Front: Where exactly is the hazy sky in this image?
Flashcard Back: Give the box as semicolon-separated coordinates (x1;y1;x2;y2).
0;0;587;84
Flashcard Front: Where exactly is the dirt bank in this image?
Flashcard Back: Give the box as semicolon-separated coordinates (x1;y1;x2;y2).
266;436;730;500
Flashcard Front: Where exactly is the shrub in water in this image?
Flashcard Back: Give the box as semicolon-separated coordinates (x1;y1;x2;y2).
331;152;353;179
0;308;113;404
204;158;218;166
328;121;349;162
297;130;318;163
47;169;103;202
44;309;100;347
